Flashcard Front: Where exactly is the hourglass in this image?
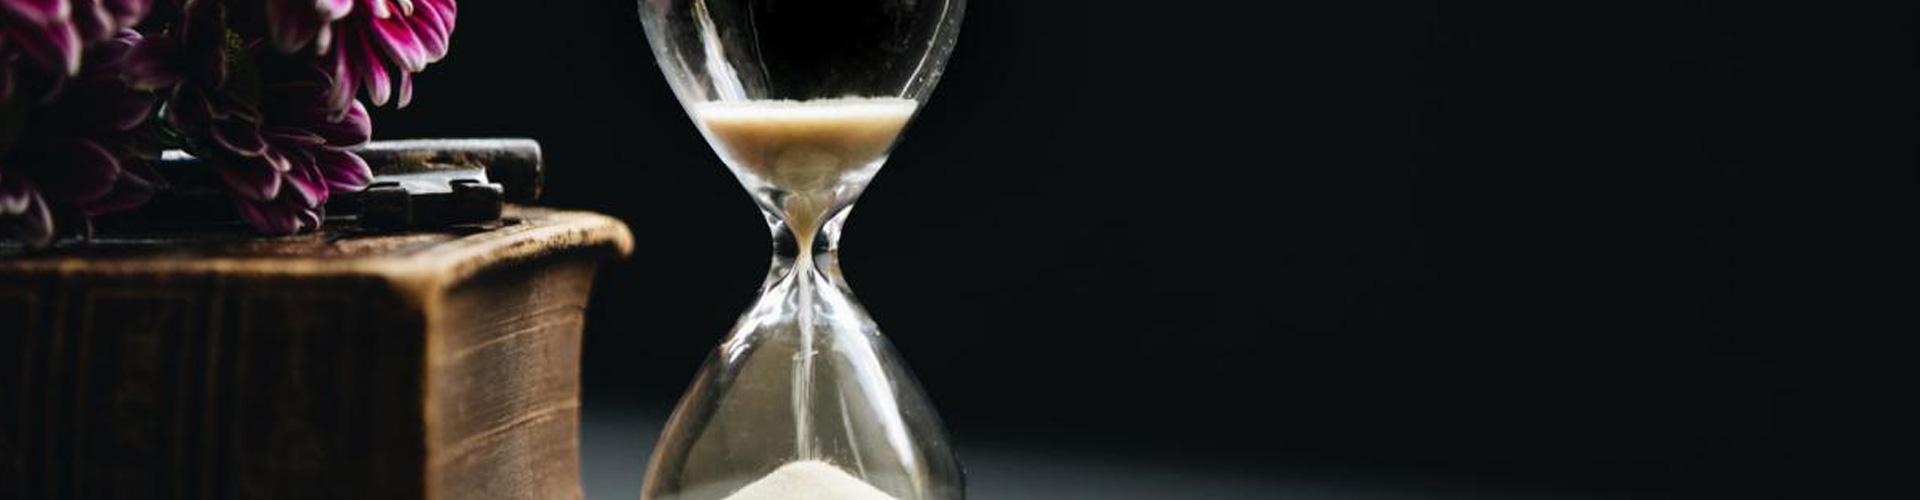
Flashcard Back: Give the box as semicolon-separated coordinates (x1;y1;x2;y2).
635;1;967;499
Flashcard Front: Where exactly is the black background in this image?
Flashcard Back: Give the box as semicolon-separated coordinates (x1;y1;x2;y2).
374;2;1915;498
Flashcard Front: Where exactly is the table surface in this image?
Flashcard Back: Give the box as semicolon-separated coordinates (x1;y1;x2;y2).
579;409;1617;500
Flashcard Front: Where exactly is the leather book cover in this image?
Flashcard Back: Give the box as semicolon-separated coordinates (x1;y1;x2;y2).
0;207;632;500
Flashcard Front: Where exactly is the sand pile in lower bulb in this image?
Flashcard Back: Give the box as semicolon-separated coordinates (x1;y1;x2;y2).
721;461;898;500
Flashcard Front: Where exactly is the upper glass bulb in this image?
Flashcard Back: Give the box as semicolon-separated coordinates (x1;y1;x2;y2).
639;0;965;249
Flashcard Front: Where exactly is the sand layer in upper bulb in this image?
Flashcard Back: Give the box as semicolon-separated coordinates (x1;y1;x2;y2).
694;97;917;194
694;98;917;244
721;460;899;500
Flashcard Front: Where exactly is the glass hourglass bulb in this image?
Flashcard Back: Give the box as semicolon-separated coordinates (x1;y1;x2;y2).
635;1;966;499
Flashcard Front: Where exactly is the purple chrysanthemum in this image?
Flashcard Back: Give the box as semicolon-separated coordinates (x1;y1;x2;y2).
9;0;455;240
171;58;373;235
0;29;160;245
0;0;150;98
132;0;372;235
265;0;455;112
331;0;454;111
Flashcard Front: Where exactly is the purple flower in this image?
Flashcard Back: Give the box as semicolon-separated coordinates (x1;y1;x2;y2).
330;0;453;111
0;29;160;245
171;56;373;235
263;0;455;112
324;0;455;111
10;1;456;240
0;0;150;98
127;0;371;235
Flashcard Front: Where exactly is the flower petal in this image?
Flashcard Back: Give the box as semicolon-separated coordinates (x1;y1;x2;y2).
395;67;412;108
314;99;371;147
55;76;154;133
100;0;148;30
37;139;123;202
234;197;301;235
312;24;332;53
282;149;326;207
326;44;359;111
0;174;37;214
409;1;451;61
84;28;141;69
295;204;322;231
202;89;262;122
215;155;283;202
266;0;327;53
371;14;427;71
234;189;325;236
73;0;113;42
314;149;371;192
318;0;354;17
262;127;328;147
358;33;392;106
212;118;271;157
122;35;184;89
0;185;55;246
81;167;156;215
9;13;86;75
0;0;68;25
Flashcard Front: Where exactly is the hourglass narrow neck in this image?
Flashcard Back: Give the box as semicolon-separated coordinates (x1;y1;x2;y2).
758;195;860;463
765;196;853;286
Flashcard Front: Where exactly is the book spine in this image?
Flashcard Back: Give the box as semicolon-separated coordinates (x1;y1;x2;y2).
0;276;425;500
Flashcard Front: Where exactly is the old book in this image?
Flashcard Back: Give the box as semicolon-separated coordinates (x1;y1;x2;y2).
0;206;632;500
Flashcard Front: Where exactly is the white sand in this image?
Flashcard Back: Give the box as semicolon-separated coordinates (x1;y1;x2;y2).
721;460;899;500
693;98;917;245
695;97;917;193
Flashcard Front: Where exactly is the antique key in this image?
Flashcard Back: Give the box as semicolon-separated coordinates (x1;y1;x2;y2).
97;139;541;232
